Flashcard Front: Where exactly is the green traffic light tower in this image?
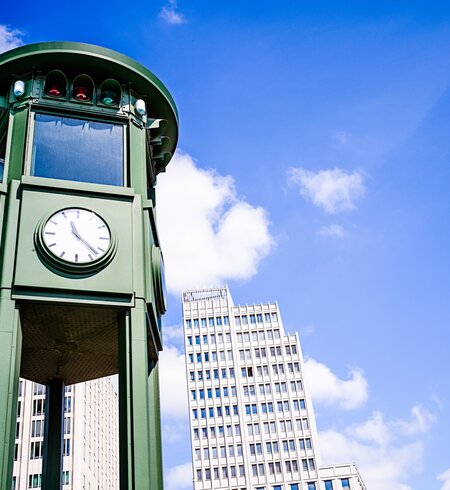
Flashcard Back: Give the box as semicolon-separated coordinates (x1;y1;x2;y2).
0;42;178;489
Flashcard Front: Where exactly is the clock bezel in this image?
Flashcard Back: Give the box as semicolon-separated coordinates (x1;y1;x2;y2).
35;207;117;275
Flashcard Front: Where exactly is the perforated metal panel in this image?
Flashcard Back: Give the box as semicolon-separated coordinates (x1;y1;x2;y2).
19;302;122;385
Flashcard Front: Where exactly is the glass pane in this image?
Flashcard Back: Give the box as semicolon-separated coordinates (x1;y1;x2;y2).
31;113;124;186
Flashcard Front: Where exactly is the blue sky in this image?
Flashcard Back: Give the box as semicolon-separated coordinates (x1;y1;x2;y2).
2;1;450;488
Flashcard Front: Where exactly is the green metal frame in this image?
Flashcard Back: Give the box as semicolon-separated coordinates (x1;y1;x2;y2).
0;42;177;490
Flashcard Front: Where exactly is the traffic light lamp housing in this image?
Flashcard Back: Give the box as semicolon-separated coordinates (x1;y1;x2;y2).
0;42;178;489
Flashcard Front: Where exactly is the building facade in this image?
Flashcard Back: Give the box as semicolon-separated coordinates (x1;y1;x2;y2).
183;287;366;490
12;377;119;490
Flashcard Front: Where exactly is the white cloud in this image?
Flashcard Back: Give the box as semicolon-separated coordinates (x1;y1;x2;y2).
318;224;346;237
0;25;24;53
157;150;274;294
304;358;368;410
162;420;188;444
163;324;184;348
159;1;186;25
320;402;435;489
438;468;450;490
287;167;365;214
159;345;188;419
332;130;351;145
346;411;392;446
320;427;422;490
165;462;192;490
393;404;436;436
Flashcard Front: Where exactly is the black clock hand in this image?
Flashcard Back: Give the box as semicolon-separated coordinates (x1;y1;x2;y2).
70;221;99;255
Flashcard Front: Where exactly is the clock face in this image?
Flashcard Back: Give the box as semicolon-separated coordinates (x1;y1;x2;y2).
42;208;111;264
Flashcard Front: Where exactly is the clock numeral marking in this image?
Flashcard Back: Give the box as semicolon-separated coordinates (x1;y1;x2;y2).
61;212;67;219
60;251;66;258
97;225;106;229
97;247;105;253
50;220;58;225
44;232;56;235
77;210;80;219
48;243;56;248
99;237;109;240
88;253;93;261
75;254;78;262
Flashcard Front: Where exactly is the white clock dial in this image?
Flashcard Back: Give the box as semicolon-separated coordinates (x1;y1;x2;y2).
43;208;111;264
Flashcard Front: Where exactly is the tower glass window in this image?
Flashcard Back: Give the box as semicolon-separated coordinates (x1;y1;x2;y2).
31;113;124;186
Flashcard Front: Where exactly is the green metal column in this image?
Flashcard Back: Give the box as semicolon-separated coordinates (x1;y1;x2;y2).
0;294;22;490
42;379;65;490
148;361;164;490
119;300;155;489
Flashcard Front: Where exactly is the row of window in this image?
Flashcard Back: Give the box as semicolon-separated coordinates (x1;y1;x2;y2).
193;418;310;440
235;312;278;326
17;382;72;398
189;366;235;382
196;464;245;481
247;418;309;435
196;459;315;481
188;350;233;363
194;444;243;460
192;424;241;439
26;471;70;488
243;380;303;396
248;437;313;456
16;417;71;440
238;345;297;361
241;362;301;378
236;330;281;342
193;404;239;418
238;481;350;490
244;399;306;415
26;439;71;460
185;316;230;328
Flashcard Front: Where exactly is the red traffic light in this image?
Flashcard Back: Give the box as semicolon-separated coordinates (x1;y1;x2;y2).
44;70;67;98
72;75;94;102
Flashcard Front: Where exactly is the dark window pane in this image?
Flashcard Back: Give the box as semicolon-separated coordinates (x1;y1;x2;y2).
31;114;124;186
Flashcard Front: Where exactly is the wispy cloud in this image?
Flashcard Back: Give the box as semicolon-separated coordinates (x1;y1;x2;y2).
438;468;450;490
157;150;274;294
0;25;24;53
287;167;365;214
159;0;186;25
304;357;368;410
318;223;346;237
332;130;352;146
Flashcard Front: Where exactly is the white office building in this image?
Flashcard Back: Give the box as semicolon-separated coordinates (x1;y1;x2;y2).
12;376;119;489
183;287;366;490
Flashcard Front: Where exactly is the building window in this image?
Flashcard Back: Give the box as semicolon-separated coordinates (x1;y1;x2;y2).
30;441;43;460
290;485;299;490
307;484;316;490
325;481;333;490
341;479;350;489
62;471;70;485
28;474;41;488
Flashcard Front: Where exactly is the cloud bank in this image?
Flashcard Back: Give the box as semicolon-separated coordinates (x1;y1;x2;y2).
157;151;274;294
304;357;368;410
